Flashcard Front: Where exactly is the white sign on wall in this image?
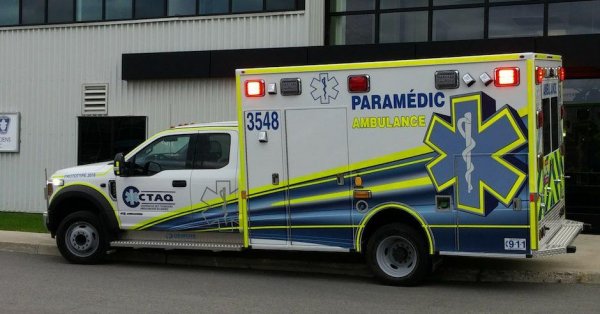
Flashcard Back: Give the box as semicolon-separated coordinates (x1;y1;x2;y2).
0;113;20;152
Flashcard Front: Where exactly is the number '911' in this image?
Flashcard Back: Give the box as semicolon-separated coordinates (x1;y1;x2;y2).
246;111;279;131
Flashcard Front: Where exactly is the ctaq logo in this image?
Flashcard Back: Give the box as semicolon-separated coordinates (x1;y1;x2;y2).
122;185;175;209
123;186;141;208
0;116;10;135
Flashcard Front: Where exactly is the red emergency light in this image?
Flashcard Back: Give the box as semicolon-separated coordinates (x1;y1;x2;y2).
536;67;545;85
558;66;566;81
494;67;520;87
348;75;370;93
245;80;265;97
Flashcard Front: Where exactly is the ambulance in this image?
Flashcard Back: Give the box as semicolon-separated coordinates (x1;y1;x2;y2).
45;53;583;285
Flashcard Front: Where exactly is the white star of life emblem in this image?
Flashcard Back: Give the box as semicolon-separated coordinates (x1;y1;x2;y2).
310;73;339;104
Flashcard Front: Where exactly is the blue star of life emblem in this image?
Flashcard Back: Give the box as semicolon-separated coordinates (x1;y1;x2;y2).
123;186;141;208
310;73;339;104
424;92;527;216
0;116;10;135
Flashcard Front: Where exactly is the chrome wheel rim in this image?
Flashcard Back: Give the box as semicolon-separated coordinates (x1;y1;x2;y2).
65;221;99;258
376;235;417;278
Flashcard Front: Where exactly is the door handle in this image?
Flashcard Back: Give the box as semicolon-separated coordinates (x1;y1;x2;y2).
172;180;187;187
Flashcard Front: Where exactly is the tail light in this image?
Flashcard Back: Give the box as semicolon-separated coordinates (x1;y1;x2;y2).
561;106;566;119
536;67;545;85
558;66;566;81
537;111;544;129
494;67;520;87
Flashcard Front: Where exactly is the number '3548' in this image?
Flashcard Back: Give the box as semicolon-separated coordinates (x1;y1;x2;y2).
246;111;279;131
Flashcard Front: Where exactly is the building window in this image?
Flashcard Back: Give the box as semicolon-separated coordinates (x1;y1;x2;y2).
330;0;375;12
489;4;543;38
380;0;427;9
0;0;305;27
434;0;483;5
106;0;133;20
380;11;428;43
0;0;19;26
549;0;600;36
266;0;296;11
199;0;228;14
433;8;484;41
48;0;75;24
135;0;167;19
168;0;196;16
77;0;103;22
326;0;599;45
22;0;46;25
330;14;375;45
232;0;262;13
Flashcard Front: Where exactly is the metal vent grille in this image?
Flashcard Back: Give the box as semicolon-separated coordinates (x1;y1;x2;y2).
82;84;108;115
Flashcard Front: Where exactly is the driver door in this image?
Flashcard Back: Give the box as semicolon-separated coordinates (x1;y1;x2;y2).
116;133;194;230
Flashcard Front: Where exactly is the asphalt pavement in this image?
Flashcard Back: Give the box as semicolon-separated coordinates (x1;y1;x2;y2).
0;230;599;285
1;251;599;314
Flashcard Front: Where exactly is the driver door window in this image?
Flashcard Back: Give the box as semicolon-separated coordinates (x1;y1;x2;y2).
132;134;192;176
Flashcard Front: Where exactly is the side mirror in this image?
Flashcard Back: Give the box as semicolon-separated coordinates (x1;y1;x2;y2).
113;153;129;177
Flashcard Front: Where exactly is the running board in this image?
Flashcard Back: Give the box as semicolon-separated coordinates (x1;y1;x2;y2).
110;240;243;251
110;230;244;252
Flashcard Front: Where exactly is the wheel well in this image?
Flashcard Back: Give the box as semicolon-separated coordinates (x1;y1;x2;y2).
49;197;100;235
360;208;431;253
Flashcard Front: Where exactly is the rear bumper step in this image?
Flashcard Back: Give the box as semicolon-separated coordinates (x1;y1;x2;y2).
533;219;583;257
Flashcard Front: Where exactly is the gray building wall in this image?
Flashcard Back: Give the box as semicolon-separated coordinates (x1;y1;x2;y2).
0;1;325;212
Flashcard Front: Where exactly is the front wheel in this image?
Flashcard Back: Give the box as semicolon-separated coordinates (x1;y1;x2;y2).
366;223;431;286
56;211;108;264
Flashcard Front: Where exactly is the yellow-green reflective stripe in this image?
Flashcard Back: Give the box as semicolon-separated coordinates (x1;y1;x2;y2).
527;59;538;250
348;157;433;178
429;225;530;229
272;176;432;207
250;225;357;230
51;182;121;226
242;54;533;75
133;195;238;230
193;227;240;233
355;204;434;254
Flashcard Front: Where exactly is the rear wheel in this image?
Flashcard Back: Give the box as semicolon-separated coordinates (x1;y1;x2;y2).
56;211;107;264
366;223;430;286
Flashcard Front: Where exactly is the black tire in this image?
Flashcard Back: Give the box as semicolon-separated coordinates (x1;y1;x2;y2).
366;223;431;286
56;211;108;264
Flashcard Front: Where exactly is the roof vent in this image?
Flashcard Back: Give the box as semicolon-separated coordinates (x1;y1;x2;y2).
82;84;108;115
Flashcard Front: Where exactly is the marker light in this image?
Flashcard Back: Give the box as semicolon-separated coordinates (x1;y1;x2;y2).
348;75;370;93
558;66;566;81
245;80;265;97
462;73;476;87
479;72;493;86
536;67;545;85
494;67;520;87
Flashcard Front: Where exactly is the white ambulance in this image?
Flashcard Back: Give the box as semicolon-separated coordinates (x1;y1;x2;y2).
46;53;582;285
